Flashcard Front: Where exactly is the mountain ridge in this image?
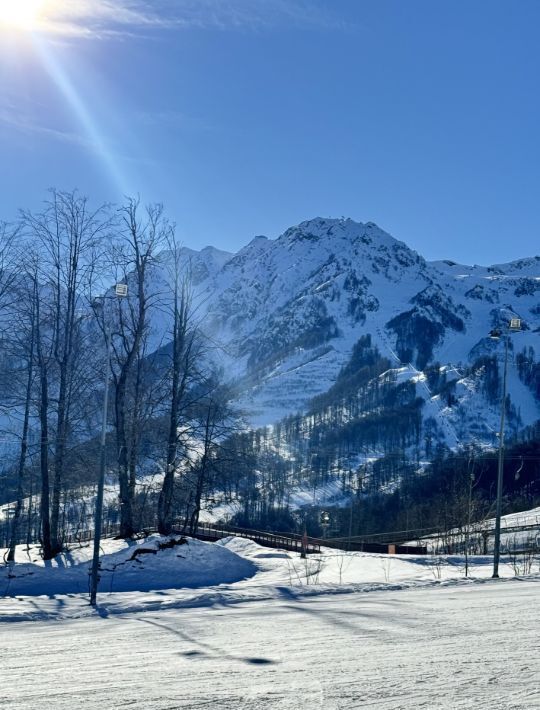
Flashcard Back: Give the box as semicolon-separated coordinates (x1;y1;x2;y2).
164;217;539;445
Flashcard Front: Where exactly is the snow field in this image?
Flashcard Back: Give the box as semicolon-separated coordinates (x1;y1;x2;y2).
1;534;540;708
0;580;539;709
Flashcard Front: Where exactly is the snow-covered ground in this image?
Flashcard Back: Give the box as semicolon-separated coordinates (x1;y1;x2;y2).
498;506;540;528
1;534;540;708
0;536;257;600
416;506;540;555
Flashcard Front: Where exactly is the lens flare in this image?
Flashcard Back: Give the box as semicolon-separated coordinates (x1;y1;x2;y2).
32;37;135;196
0;0;45;30
1;1;136;197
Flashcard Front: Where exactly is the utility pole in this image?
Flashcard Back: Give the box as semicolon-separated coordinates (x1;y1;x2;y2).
490;317;521;579
300;525;308;559
90;284;127;607
347;472;363;551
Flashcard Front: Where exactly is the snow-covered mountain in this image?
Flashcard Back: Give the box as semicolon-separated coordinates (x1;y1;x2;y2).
1;216;537;532
169;217;539;448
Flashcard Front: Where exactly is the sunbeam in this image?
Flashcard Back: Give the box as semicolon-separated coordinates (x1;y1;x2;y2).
30;35;134;196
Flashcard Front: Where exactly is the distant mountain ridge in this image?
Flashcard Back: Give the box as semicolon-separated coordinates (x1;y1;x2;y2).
162;217;538;449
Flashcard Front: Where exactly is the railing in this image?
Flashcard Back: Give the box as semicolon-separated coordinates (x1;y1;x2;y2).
319;538;427;555
186;522;321;555
325;518;540;555
49;520;323;555
187;523;426;555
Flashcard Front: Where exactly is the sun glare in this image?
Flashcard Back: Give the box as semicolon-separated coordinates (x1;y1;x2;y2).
0;0;45;30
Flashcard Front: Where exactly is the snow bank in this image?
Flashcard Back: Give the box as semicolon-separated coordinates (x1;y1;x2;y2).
0;535;256;598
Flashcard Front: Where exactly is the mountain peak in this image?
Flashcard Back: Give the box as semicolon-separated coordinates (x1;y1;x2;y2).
276;218;420;267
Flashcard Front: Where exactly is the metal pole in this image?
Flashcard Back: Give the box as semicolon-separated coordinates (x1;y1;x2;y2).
300;526;307;559
492;335;509;578
348;496;354;552
90;318;111;606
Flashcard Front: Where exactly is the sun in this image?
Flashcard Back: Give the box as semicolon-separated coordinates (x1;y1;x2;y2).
0;0;46;30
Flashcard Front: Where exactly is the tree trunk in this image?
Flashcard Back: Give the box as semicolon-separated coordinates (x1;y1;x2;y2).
50;374;68;555
7;344;34;562
39;366;53;560
158;273;191;535
157;343;181;534
115;371;134;538
33;276;53;561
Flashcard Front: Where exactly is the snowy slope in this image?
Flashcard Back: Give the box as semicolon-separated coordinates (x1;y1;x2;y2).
154;217;539;448
2;217;537;454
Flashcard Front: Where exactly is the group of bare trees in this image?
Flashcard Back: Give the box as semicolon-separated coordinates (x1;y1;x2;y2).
0;190;236;560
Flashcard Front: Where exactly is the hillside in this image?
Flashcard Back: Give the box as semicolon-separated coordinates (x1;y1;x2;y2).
167;217;539;447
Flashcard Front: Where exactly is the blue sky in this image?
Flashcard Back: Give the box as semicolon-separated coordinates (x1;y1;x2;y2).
1;0;539;264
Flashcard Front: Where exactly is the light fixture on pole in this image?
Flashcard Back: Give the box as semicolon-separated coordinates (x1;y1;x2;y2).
89;284;128;607
320;511;330;539
489;316;521;579
115;283;128;297
347;471;364;551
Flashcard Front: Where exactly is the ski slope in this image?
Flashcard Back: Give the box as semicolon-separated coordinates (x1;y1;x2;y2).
0;576;538;709
1;534;540;708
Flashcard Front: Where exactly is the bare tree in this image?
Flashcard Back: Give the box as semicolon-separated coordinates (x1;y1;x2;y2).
0;224;30;561
6;280;36;561
0;222;18;307
29;259;54;559
157;234;199;535
109;198;166;537
21;191;110;557
187;385;237;536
